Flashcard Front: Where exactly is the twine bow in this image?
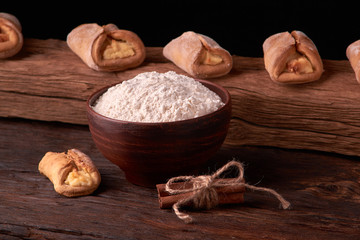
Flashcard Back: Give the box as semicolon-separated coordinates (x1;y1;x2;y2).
165;160;291;223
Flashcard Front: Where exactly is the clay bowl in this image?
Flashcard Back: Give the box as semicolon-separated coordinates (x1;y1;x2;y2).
86;79;231;187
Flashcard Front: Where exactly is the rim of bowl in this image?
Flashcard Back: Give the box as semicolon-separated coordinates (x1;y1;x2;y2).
86;79;231;126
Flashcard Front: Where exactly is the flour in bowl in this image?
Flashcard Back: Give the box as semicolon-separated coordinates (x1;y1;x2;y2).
92;71;225;122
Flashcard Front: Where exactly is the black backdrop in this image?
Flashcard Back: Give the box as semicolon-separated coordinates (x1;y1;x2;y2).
2;1;358;60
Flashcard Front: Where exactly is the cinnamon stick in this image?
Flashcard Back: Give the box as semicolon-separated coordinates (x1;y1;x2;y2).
156;178;245;209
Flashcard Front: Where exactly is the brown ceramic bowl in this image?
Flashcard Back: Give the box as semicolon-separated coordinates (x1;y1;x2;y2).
86;79;231;187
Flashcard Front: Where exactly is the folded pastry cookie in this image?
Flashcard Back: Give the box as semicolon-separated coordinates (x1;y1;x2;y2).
39;149;101;197
67;23;146;72
0;12;23;58
346;40;360;83
263;30;323;84
163;31;233;78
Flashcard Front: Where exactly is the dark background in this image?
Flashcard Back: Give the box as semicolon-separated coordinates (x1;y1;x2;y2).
2;1;358;60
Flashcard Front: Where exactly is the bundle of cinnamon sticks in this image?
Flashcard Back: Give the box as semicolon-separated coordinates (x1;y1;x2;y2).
156;160;290;224
156;178;245;209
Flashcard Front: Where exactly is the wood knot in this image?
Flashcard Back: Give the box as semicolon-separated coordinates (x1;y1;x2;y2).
305;180;360;201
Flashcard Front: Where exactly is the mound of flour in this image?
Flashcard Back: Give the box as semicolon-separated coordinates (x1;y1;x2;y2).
92;71;224;122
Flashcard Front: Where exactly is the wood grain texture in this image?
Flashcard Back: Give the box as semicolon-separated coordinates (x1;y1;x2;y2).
1;39;360;157
0;118;359;239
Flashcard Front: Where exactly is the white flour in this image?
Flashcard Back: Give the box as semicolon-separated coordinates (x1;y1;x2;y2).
92;71;224;122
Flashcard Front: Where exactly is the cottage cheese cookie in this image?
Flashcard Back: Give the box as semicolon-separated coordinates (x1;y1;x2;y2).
39;149;101;197
163;31;233;78
263;30;323;84
0;12;23;58
67;23;145;72
346;39;360;83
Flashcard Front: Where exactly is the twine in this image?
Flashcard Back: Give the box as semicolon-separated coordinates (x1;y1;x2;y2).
165;160;291;223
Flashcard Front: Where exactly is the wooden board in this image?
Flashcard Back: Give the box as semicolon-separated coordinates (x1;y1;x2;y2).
1;38;360;157
1;117;359;239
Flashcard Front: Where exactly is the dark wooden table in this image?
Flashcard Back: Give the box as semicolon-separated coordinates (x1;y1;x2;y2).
1;117;359;239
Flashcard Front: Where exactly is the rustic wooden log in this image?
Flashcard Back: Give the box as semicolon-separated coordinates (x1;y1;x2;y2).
1;38;360;157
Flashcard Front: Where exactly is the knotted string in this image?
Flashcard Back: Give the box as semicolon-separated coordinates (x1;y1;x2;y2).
165;160;291;223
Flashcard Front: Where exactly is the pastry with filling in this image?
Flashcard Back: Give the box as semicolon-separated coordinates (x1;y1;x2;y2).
67;23;145;72
39;149;101;197
163;31;233;78
0;12;23;58
346;39;360;83
263;30;323;84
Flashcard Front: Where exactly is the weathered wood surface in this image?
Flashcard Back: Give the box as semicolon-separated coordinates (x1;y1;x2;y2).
1;39;360;157
0;117;359;239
